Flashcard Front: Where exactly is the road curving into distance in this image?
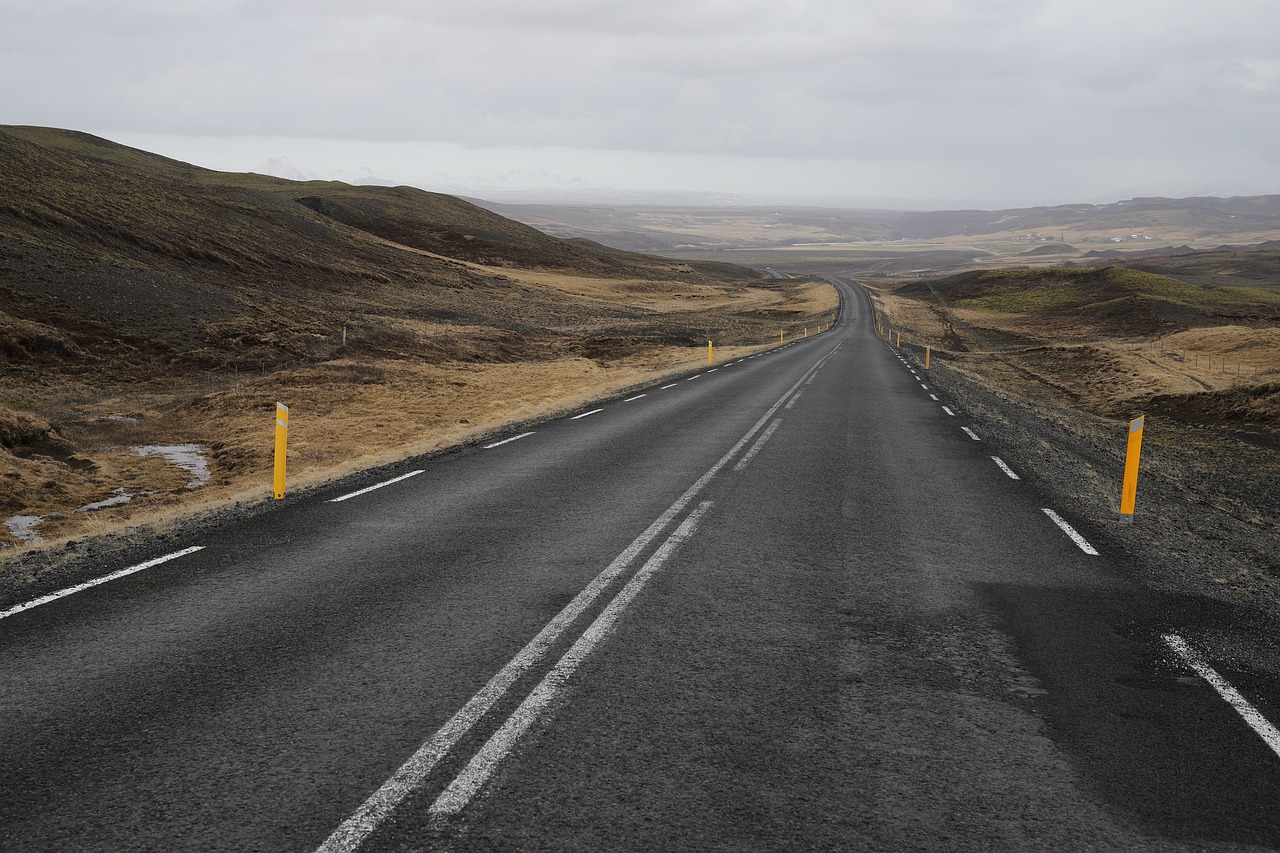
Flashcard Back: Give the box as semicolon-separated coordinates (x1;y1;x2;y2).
2;278;1279;851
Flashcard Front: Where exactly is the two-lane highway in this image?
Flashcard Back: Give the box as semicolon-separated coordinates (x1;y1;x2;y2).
2;279;1279;851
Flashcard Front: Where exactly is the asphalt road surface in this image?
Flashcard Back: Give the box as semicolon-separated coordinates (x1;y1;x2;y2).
3;279;1280;851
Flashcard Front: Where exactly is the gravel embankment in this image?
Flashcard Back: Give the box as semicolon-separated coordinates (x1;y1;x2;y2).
907;345;1280;612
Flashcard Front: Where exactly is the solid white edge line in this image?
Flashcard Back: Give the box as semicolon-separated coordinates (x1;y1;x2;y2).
569;408;604;420
0;546;206;622
484;432;535;450
942;406;956;416
1163;633;1280;760
315;349;833;852
1041;508;1099;555
991;456;1021;479
329;470;425;503
961;426;981;441
623;394;646;402
430;501;715;817
734;419;783;471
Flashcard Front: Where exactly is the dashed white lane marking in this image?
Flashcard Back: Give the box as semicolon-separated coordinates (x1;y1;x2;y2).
429;501;715;817
330;470;426;502
569;409;604;420
942;406;956;416
929;394;939;401
660;383;678;389
961;427;981;441
623;394;646;402
921;384;929;389
0;546;206;622
734;419;783;471
317;348;835;851
785;389;804;409
1041;508;1099;555
484;433;535;450
1164;634;1280;759
686;375;702;381
991;456;1020;479
707;368;718;373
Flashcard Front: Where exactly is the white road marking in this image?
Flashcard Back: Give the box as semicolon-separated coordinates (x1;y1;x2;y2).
0;546;206;622
570;408;604;420
623;394;646;402
316;349;834;852
1041;508;1099;555
484;433;535;450
942;406;956;416
734;419;783;471
660;383;678;389
686;375;701;381
1163;634;1280;759
961;427;981;441
921;384;929;389
329;471;425;503
430;501;715;817
785;390;804;409
929;394;939;401
991;456;1020;479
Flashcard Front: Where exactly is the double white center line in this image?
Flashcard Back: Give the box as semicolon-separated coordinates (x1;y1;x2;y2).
317;345;841;852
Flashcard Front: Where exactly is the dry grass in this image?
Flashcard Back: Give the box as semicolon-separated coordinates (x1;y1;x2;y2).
876;280;1280;419
0;333;813;560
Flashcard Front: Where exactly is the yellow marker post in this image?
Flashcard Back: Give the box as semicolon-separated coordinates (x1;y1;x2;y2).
925;346;931;369
896;332;901;347
1119;415;1145;523
273;402;289;499
804;327;808;338
708;340;714;364
780;330;784;344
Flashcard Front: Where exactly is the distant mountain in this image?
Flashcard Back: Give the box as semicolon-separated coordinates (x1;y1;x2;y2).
253;156;319;182
254;157;399;187
891;195;1280;239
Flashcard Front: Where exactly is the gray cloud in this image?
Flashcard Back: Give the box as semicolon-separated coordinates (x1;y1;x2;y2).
2;0;1278;203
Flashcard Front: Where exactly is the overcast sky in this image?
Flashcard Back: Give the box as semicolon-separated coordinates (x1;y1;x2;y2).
4;0;1279;208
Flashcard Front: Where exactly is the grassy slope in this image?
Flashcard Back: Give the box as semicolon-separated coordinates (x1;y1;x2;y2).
903;267;1280;336
880;265;1280;432
0;126;778;377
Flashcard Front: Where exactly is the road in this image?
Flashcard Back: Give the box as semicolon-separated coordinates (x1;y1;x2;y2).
3;278;1280;851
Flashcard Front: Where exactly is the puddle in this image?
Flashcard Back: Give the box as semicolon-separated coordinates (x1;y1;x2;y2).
4;444;210;545
131;444;211;488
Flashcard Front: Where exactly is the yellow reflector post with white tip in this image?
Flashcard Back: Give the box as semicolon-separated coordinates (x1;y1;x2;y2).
1120;415;1145;523
273;402;289;499
925;346;931;369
